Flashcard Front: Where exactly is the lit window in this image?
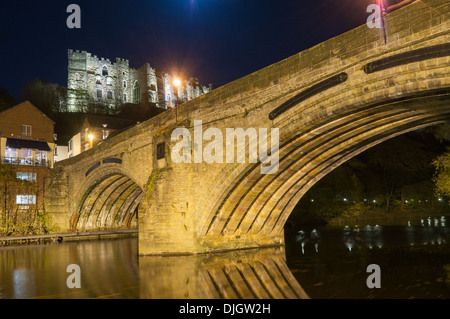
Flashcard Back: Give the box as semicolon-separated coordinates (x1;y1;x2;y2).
133;82;140;104
16;195;36;205
102;129;110;140
35;150;47;164
16;172;36;182
5;147;18;159
22;125;32;137
20;149;32;165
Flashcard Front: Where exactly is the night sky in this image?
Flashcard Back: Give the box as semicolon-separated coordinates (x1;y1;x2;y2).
1;0;372;101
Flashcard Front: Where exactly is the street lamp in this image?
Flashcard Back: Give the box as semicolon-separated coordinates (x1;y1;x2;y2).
88;134;94;148
173;78;181;87
173;77;181;121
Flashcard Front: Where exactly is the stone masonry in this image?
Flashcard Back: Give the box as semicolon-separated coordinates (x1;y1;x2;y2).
67;50;212;112
46;0;450;255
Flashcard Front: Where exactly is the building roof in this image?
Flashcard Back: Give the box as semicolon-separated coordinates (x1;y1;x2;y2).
0;100;55;125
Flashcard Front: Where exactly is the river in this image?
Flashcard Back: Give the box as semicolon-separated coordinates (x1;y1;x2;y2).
1;215;449;299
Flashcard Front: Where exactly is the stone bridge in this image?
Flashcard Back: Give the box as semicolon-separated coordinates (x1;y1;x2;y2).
46;0;450;255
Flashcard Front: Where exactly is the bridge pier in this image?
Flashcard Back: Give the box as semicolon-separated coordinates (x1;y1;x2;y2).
137;161;285;255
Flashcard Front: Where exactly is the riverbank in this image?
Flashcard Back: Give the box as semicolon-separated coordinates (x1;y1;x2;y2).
0;229;138;246
286;207;450;229
327;208;449;226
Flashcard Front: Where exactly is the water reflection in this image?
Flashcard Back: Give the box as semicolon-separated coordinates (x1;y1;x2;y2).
0;239;309;299
287;215;450;299
294;216;450;255
139;247;309;299
296;229;321;254
341;224;384;251
0;238;140;299
414;216;449;247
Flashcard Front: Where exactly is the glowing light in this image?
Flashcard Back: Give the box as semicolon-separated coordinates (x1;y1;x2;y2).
88;134;94;142
173;78;181;87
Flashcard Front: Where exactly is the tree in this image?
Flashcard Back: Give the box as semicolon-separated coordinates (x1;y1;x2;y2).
433;153;450;197
117;101;166;122
432;124;450;197
68;88;116;115
360;133;437;211
0;87;17;112
21;79;67;115
0;164;17;232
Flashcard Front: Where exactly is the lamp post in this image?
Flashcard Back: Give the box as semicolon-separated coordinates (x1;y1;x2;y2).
173;78;181;122
88;134;94;149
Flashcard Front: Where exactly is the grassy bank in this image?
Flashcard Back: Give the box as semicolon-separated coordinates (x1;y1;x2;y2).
327;208;449;226
286;205;450;229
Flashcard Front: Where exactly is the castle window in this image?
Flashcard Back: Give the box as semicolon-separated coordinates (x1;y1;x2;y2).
150;84;156;91
102;66;108;76
133;82;140;104
97;89;103;98
107;90;113;100
106;78;112;86
124;93;127;102
96;79;101;85
123;81;127;88
75;73;80;81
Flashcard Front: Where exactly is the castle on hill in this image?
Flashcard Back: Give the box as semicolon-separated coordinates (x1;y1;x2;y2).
67;49;212;113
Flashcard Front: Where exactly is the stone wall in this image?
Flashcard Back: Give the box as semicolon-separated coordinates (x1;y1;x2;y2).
48;0;450;254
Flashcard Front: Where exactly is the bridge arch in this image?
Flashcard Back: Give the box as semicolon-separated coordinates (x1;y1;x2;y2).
197;92;450;241
70;165;143;231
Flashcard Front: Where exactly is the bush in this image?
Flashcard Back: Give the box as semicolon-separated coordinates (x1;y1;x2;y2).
342;202;369;218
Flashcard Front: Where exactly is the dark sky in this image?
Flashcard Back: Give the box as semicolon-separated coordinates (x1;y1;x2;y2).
0;0;372;101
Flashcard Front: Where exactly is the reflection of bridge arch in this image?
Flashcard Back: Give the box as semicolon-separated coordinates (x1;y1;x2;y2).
71;166;143;231
139;247;309;299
